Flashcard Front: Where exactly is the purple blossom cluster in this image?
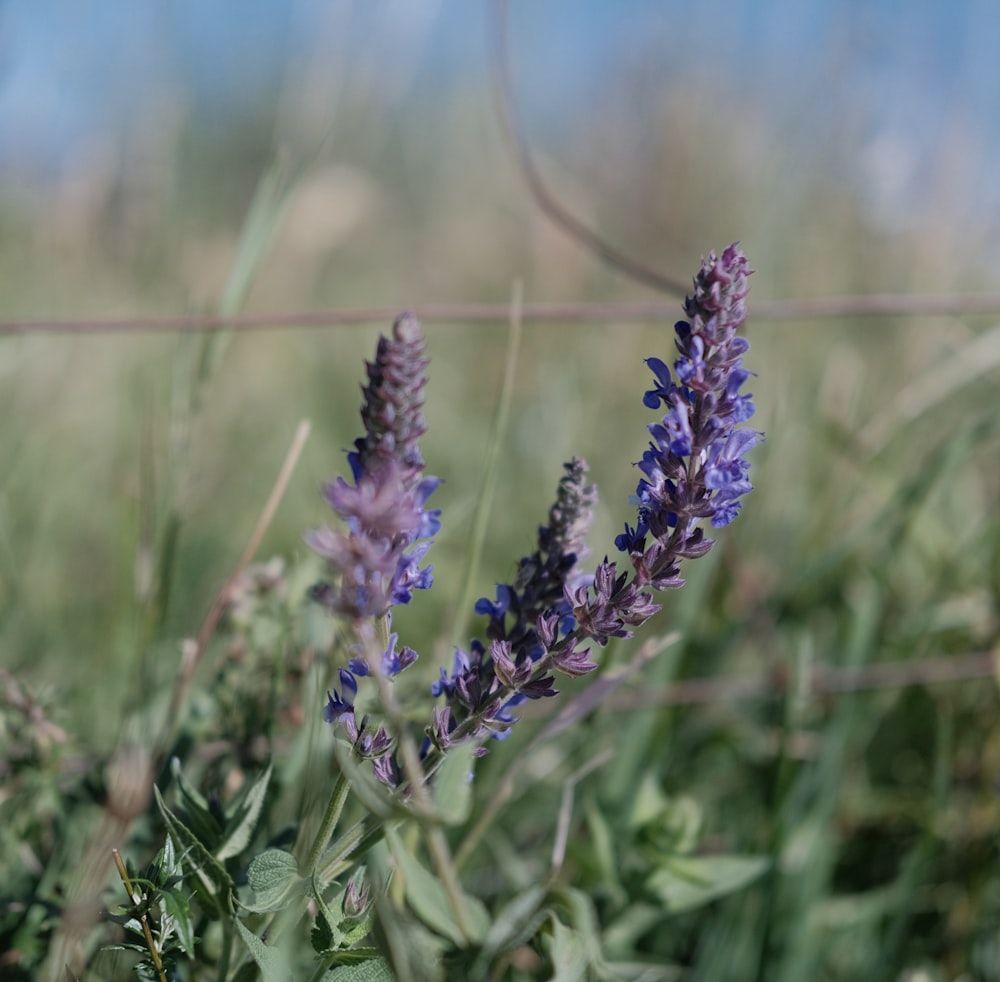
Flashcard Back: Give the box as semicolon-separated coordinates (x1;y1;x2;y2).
427;458;599;752
306;312;440;622
616;243;760;578
307;314;437;784
312;246;760;789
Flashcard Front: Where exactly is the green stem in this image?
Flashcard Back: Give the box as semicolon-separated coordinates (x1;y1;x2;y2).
368;615;474;945
318;816;386;883
301;771;351;877
112;850;167;982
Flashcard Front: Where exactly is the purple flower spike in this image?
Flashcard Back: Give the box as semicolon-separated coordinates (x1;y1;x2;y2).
621;244;762;584
428;459;597;744
307;313;440;622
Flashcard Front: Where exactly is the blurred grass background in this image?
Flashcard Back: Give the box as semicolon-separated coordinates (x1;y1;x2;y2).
2;1;999;977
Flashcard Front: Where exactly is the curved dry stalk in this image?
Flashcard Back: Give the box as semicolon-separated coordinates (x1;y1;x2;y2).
160;418;312;751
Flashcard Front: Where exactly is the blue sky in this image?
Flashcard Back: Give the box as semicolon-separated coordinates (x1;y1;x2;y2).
1;0;998;223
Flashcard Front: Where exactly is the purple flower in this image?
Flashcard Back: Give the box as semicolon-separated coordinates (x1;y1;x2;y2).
323;669;358;724
347;632;419;678
569;558;662;646
428;459;597;744
476;457;597;658
312;314;436;790
621;243;762;582
353;722;394;760
307;313;440;622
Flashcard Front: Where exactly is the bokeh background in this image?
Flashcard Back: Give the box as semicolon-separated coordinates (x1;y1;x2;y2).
2;1;1000;977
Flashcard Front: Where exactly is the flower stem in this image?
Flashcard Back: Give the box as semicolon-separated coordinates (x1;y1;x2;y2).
370;615;475;944
112;849;167;982
301;771;351;877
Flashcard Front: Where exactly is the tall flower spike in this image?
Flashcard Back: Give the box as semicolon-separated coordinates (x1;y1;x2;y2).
476;456;597;654
618;243;761;589
427;458;598;749
307;313;441;622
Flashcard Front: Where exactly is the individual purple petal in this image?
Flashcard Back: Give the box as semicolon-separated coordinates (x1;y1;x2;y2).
323;668;358;724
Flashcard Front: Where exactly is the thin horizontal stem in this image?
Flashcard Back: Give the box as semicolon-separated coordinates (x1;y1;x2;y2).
609;650;996;710
4;292;1000;337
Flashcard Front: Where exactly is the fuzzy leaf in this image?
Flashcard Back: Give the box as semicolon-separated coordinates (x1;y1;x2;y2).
384;827;488;946
217;760;272;861
310;875;346;953
429;741;476;825
321;957;395;981
341;910;376;948
154;785;233;899
235;917;290;977
242;848;301;913
311;914;335;956
646;854;769;913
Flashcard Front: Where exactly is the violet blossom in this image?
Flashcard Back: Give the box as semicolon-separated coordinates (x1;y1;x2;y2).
310;314;435;779
307;312;440;622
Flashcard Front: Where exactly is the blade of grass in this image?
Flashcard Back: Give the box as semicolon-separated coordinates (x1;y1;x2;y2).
448;281;523;648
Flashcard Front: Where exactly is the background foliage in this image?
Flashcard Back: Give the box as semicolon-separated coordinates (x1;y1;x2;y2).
1;2;999;979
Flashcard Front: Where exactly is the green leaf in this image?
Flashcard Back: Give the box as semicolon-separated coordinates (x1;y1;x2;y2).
170;756;210;812
646;854;769;913
585;801;626;907
603;902;666;957
154;785;233;900
161;887;196;956
384;826;489;947
475;885;548;969
310;874;347;953
546;917;590;982
159;833;181;884
312;919;334;955
242;848;301;913
312;876;346;950
325;947;384;966
320;957;395;982
217;761;273;861
549;886;604;966
169;757;224;848
429;742;476;825
235;917;291;977
341;912;376;948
